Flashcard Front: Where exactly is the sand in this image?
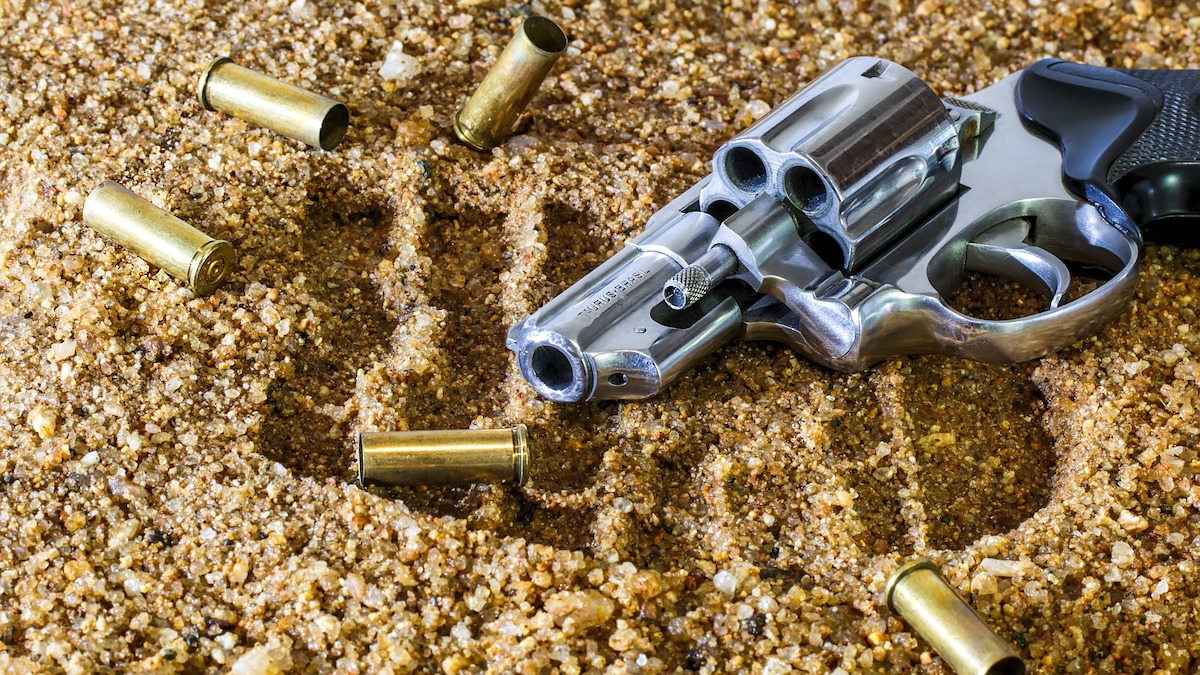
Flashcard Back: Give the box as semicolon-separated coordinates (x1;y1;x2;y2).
1;0;1198;672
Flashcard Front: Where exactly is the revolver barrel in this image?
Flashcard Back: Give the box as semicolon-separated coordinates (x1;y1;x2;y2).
508;207;746;402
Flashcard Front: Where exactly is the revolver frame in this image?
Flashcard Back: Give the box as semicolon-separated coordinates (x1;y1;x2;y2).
508;58;1139;402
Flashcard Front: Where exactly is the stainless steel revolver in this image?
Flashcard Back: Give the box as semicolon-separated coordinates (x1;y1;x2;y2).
508;57;1200;402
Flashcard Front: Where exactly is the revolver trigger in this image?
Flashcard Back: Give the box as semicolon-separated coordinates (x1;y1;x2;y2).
965;220;1072;309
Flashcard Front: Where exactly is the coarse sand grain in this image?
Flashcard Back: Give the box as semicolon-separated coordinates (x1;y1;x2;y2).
1;0;1199;672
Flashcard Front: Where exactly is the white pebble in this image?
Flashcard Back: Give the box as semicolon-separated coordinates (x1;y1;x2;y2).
24;280;53;306
971;571;999;595
1111;541;1135;566
380;42;421;83
315;614;340;638
1152;578;1169;598
1117;509;1148;533
745;99;771;120
343;573;366;600
1123;359;1149;375
81;451;100;467
122;575;145;595
448;14;472;29
230;645;281;675
713;569;738;595
763;657;793;675
49;340;76;361
980;558;1032;577
28;406;57;438
288;0;314;18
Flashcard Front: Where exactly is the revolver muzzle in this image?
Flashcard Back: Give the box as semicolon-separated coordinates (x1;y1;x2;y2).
515;330;596;403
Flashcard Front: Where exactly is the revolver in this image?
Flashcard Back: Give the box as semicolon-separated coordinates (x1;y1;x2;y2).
508;58;1200;402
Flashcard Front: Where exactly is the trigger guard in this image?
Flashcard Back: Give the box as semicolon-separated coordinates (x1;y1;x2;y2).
964;239;1072;308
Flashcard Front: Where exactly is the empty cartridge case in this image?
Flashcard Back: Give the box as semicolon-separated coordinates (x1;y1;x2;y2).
198;57;349;150
454;16;567;151
886;559;1025;675
358;425;530;487
83;181;235;296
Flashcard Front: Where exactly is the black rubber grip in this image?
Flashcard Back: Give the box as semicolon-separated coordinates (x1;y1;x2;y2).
1015;59;1200;246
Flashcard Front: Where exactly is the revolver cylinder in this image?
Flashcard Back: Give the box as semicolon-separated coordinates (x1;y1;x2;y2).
701;57;961;271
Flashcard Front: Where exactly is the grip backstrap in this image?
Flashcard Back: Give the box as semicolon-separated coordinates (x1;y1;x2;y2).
1109;68;1200;184
1015;59;1200;245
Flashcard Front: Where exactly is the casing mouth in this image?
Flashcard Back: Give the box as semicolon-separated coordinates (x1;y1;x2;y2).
318;103;350;151
521;16;568;55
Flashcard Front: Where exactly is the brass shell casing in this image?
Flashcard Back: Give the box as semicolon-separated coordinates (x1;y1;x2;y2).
83;181;235;296
454;16;567;151
358;425;530;487
886;559;1026;675
198;57;349;150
